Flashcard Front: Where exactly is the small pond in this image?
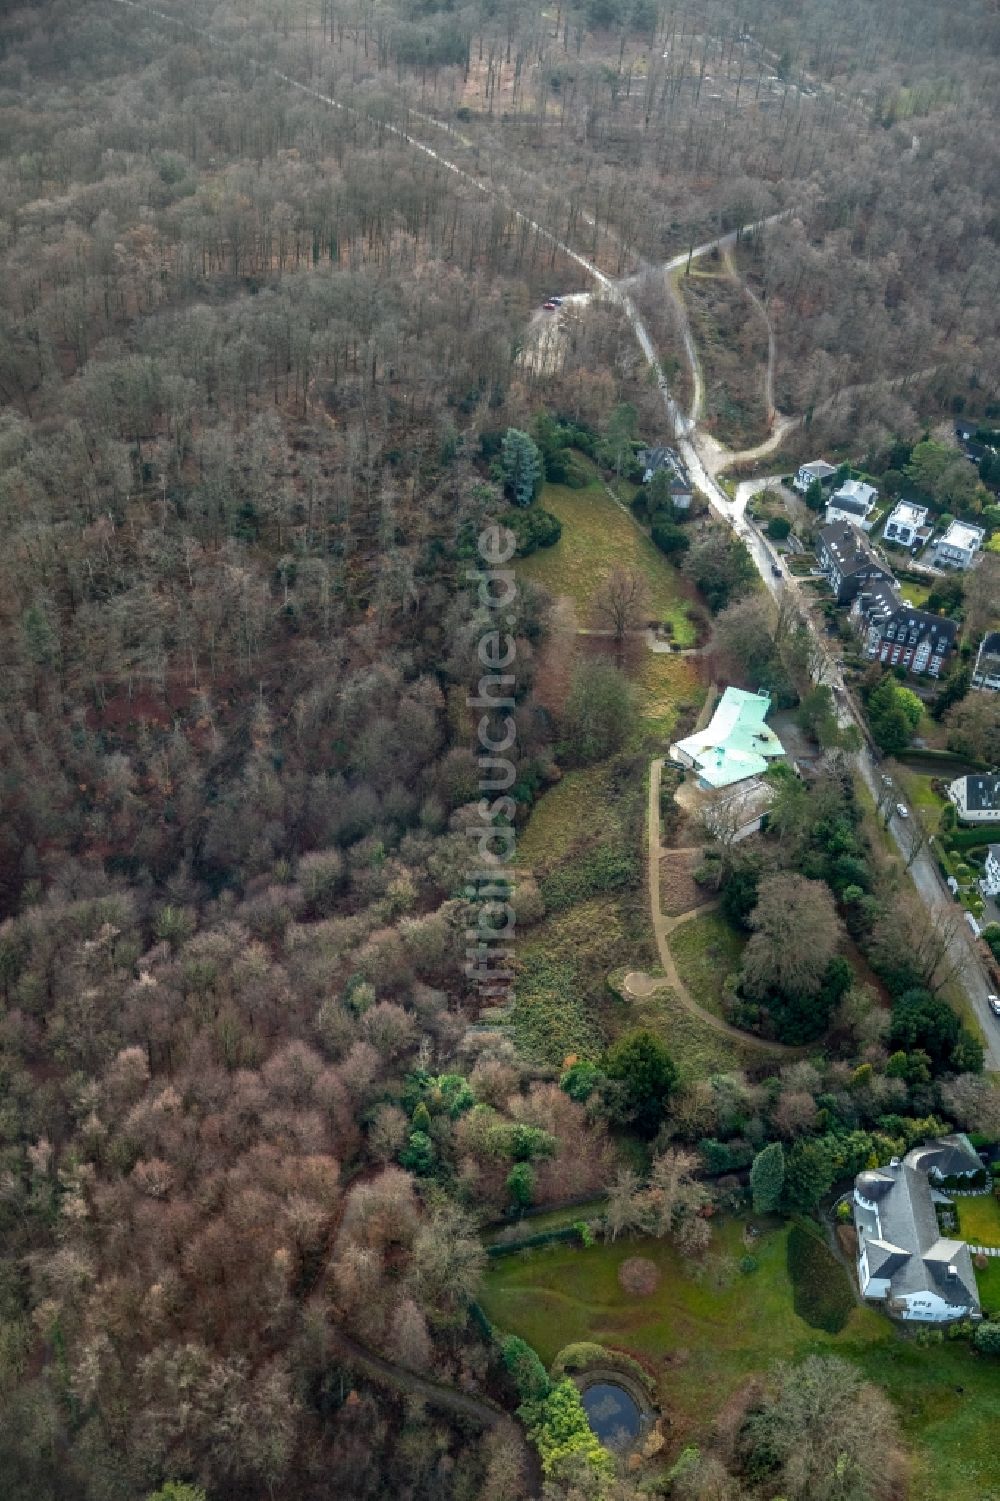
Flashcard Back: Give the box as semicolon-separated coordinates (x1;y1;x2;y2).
580;1381;644;1448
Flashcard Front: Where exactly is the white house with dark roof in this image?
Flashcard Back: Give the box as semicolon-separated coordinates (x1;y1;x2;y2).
793;458;837;494
883;500;929;549
853;1137;983;1323
973;632;1000;693
824;478;878;531
947;774;1000;825
637;446;693;509
936;520;985;569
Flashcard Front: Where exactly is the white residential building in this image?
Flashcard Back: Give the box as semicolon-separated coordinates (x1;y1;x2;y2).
824;478;878;530
947;774;1000;825
981;845;1000;899
973;632;1000;692
883;500;929;549
853;1138;982;1324
936;520;985;569
792;458;837;495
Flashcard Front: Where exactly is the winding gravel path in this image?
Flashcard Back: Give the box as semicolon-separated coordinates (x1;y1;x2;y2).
638;759;800;1055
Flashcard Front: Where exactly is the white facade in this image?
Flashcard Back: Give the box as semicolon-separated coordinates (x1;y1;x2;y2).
947;776;1000;825
793;459;837;494
982;846;1000;898
936;520;985;569
973;635;1000;692
894;1290;973;1321
883;500;928;548
824;479;878;531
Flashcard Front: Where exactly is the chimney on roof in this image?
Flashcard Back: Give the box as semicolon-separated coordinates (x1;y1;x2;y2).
948;1264;958;1279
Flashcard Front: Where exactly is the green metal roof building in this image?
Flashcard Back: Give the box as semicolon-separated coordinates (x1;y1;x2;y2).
669;687;785;789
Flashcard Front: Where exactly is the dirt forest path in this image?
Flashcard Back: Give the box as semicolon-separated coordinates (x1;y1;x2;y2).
329;1328;513;1428
630;759;800;1055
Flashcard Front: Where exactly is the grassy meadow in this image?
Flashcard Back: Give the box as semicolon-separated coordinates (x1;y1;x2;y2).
516;478;697;645
667;910;747;1020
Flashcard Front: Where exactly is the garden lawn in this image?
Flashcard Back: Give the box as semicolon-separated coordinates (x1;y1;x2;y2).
516;479;696;644
519;766;624;871
667;910;746;1019
974;1256;1000;1315
897;579;932;608
607;969;770;1080
479;1221;1000;1501
637;654;705;739
957;1193;1000;1248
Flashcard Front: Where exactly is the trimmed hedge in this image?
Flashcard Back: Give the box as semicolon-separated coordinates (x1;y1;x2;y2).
899;748;989;770
551;1341;657;1398
487;1223;590;1257
786;1221;855;1334
948;826;1000;852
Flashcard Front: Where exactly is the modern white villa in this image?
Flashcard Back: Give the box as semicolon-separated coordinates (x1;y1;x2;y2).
883;499;929;549
853;1137;983;1323
936;519;985;569
669;687;784;789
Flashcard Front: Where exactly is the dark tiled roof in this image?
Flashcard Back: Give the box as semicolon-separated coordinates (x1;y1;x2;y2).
828;493;870;517
856;583;958;655
639;447;692;491
818;521;886;576
908;1135;983;1178
855;580;900;620
964;775;1000;814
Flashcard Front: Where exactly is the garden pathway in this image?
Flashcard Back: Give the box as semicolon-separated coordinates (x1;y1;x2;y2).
624;759;800;1054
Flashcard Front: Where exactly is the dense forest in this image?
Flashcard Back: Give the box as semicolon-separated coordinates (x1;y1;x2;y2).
1;1;999;1498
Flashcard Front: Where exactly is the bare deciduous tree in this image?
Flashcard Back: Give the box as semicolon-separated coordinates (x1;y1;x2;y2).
591;563;650;662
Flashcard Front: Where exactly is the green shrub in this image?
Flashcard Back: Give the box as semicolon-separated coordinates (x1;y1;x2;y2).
651;519;690;556
560;1060;602;1102
974;1321;1000;1356
520;1378;614;1481
501;1334;552;1401
502;504;562;556
574;1220;596;1248
740;1254;759;1274
551;1341;656;1396
786;1222;854;1333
